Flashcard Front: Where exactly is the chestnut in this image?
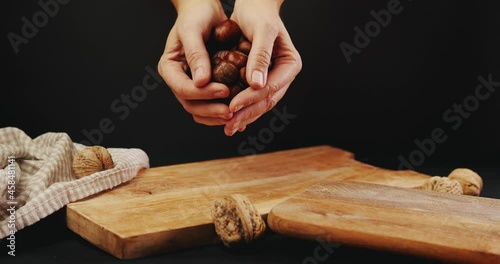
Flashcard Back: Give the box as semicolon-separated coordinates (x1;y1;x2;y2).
239;67;248;87
186;19;260;104
208;20;251;104
237;40;252;55
211;50;248;70
213;61;239;86
212;19;242;50
229;85;244;99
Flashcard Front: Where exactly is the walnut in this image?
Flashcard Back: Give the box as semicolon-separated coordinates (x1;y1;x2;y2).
72;146;114;179
211;194;266;247
416;176;463;195
415;168;484;196
448;168;483;196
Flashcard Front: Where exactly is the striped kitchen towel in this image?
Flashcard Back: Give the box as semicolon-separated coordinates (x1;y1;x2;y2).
0;127;149;238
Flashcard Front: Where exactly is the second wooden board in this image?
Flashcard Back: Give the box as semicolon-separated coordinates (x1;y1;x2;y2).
267;181;500;264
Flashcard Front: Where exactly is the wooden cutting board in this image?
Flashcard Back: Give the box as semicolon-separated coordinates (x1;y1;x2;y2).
66;145;446;259
267;181;500;264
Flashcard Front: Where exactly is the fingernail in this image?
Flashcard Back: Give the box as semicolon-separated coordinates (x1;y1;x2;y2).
223;112;233;119
230;128;238;136
251;70;264;87
214;91;226;98
194;67;204;81
234;105;243;112
233;122;241;129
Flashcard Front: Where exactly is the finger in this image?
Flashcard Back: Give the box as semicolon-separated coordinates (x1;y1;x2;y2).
224;101;265;136
177;26;212;87
192;115;230;126
229;54;299;113
159;61;230;100
225;124;247;136
225;80;289;136
225;98;269;134
177;97;233;119
245;26;278;90
228;85;268;113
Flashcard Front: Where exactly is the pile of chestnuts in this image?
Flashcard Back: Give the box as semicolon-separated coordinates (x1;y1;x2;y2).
185;19;254;104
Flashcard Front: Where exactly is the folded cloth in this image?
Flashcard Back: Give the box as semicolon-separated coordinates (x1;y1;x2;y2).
0;127;149;238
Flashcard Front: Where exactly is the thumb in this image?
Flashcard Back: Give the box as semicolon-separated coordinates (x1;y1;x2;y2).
246;29;276;90
179;31;212;87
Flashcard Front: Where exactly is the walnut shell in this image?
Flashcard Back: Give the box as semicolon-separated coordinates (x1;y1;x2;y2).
211;194;266;247
432;177;463;195
417;176;463;195
73;146;114;179
448;168;483;196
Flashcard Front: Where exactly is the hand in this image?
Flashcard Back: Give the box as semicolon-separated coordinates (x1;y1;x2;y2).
224;0;302;136
158;0;234;127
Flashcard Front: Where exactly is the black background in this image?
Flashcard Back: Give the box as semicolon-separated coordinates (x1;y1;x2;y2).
1;0;499;263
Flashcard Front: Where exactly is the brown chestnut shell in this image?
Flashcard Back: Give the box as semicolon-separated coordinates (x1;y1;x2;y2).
212;61;239;86
213;19;243;50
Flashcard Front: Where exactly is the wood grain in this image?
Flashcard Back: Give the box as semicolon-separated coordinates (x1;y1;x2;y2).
267;181;500;264
66;145;438;259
